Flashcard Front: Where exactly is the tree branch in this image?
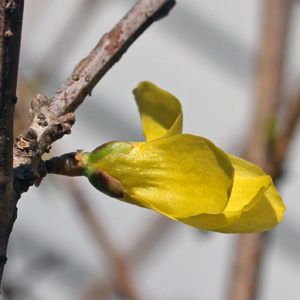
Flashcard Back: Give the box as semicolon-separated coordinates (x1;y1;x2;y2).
0;0;24;286
272;83;300;178
228;1;293;300
13;0;176;198
246;0;293;171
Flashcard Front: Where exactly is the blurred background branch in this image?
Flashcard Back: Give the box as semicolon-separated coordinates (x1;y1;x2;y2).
229;0;294;299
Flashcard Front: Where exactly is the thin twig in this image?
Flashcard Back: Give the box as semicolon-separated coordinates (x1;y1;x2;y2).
0;0;24;286
13;0;176;198
228;1;293;300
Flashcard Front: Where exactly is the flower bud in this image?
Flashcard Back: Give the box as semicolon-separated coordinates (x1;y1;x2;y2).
82;141;134;164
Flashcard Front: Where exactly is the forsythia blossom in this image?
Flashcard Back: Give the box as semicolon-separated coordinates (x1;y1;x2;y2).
78;81;285;233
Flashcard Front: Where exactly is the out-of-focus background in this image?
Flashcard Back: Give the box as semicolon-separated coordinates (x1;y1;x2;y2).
2;0;300;299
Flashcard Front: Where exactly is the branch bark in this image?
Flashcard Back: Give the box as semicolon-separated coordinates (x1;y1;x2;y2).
246;0;293;172
228;1;293;300
13;0;176;198
0;0;24;286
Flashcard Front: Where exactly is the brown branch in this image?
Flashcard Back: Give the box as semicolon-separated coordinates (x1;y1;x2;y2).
228;1;293;300
13;0;176;197
246;0;292;171
47;0;175;117
0;0;24;286
272;84;300;177
228;233;266;300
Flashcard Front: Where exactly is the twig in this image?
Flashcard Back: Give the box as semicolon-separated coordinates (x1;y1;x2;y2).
13;0;176;198
228;1;293;300
272;84;300;177
0;0;24;286
228;233;266;300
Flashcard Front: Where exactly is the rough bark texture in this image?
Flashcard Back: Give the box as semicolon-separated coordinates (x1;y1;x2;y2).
13;0;176;198
0;0;24;285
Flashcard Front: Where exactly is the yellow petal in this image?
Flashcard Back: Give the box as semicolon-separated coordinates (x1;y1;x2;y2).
215;156;285;233
214;186;285;233
176;175;271;230
89;134;234;217
82;82;285;233
227;154;285;218
225;175;271;213
133;81;183;141
177;156;285;233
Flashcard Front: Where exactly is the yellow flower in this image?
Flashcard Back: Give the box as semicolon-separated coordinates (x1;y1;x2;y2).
81;81;285;233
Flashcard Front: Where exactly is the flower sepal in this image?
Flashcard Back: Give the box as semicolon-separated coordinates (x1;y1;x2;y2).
84;166;125;198
82;141;134;164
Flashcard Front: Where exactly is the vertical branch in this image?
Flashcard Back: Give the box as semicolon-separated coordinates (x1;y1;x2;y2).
228;1;293;300
246;0;292;171
0;0;24;286
272;83;300;175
